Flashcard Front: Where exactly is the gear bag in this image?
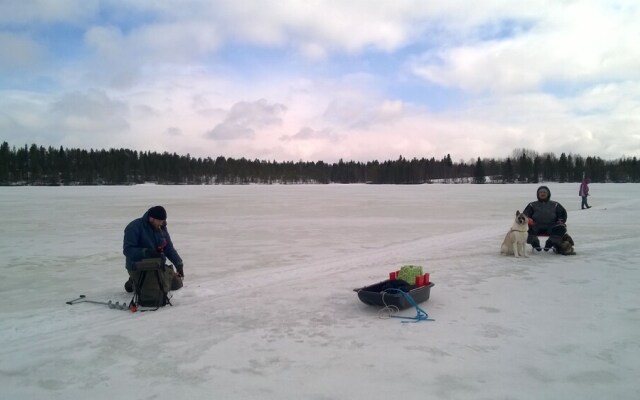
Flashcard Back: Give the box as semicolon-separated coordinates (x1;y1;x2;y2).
129;258;176;310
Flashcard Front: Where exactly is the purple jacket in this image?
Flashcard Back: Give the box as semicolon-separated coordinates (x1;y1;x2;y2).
579;178;590;197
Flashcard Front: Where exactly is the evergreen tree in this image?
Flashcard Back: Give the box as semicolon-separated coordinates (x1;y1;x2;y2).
0;142;10;183
473;157;485;183
517;152;532;182
502;157;514;183
542;154;556;182
573;156;585;181
558;153;568;182
531;156;541;183
0;142;633;185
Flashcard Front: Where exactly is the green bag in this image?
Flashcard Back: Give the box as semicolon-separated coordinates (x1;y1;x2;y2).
397;265;424;284
131;259;175;308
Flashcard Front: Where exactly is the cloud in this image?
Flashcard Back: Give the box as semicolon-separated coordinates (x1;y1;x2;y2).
0;89;130;149
280;126;342;142
50;89;129;134
177;1;417;55
82;22;221;88
0;0;99;25
0;91;50;142
79;1;432;60
84;26;126;61
165;127;182;136
1;1;639;163
409;2;640;93
316;74;383;129
322;94;405;129
126;22;221;62
206;99;287;140
0;33;45;72
377;100;405;122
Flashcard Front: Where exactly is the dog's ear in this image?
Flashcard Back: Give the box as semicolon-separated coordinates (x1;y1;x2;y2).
516;210;521;216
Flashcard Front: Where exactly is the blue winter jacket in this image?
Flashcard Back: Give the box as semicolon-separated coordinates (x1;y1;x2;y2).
123;210;183;271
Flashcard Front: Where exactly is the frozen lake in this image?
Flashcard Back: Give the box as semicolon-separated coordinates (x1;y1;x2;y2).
1;183;639;399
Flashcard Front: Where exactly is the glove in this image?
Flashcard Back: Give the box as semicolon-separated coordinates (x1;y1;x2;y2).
156;239;167;254
144;248;161;258
175;264;184;278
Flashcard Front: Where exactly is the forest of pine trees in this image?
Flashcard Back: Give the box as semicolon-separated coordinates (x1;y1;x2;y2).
0;142;639;185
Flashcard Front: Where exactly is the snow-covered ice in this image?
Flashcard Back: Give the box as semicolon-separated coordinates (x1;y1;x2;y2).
1;183;639;400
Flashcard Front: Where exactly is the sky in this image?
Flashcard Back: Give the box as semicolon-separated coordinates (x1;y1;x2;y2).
1;183;639;399
1;0;639;163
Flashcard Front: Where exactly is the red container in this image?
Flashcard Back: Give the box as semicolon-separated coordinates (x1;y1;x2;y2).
389;271;397;280
415;274;425;287
424;273;430;284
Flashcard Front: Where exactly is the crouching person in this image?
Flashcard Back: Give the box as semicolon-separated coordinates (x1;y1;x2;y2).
123;206;184;304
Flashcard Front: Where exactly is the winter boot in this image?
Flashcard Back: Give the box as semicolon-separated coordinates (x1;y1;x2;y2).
531;240;542;251
124;277;134;293
527;235;542;251
170;274;183;291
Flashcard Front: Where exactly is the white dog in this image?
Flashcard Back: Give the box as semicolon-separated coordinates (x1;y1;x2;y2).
501;210;529;258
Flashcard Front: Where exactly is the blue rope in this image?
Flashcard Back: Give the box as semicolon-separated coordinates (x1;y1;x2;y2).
382;288;434;323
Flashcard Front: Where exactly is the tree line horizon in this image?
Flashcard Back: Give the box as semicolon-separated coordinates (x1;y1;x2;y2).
1;142;639;185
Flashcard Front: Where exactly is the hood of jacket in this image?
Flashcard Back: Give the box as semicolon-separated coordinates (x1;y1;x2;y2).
536;185;551;202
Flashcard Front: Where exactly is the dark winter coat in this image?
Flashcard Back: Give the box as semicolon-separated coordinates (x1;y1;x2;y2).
523;185;568;230
123;210;183;271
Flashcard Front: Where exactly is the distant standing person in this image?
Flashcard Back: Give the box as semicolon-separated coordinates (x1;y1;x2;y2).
579;177;591;209
123;206;184;293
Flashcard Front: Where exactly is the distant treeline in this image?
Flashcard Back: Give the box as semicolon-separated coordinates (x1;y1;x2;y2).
1;142;639;185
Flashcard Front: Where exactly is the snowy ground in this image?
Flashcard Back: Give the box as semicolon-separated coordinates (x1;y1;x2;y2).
1;183;639;400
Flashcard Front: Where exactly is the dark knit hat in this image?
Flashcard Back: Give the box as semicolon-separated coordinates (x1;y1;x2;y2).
148;205;167;220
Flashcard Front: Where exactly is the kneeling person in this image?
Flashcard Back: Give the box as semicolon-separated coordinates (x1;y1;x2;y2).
123;206;184;295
